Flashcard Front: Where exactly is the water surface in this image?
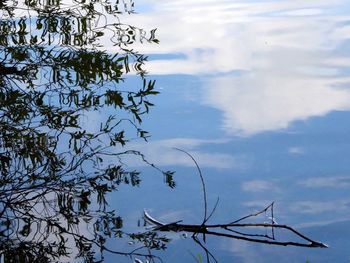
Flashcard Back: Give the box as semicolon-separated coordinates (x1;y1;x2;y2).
110;1;350;262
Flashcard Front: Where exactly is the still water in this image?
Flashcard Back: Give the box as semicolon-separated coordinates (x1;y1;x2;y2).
1;0;350;262
107;1;350;262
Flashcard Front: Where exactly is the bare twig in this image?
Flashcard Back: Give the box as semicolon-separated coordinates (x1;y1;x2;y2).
173;148;208;224
143;149;327;263
192;235;218;263
143;209;328;248
229;202;274;224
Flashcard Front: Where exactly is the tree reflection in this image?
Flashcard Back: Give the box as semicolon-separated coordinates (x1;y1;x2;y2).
0;0;172;262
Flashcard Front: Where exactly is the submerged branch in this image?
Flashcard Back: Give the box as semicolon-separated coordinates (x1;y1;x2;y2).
143;209;328;248
142;148;327;263
143;149;327;249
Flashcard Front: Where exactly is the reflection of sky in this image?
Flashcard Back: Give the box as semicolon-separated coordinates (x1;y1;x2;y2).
105;1;350;262
120;0;350;135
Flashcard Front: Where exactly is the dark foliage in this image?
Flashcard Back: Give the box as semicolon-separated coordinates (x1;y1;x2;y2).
0;0;171;262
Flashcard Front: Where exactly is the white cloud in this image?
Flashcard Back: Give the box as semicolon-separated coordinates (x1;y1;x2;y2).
296;217;350;228
203;73;350;135
298;176;350;188
241;180;279;192
221;239;261;263
113;0;350;136
120;138;245;169
288;146;305;155
13;0;350;134
242;200;275;210
119;0;348;72
277;8;323;16
289;200;350;214
157;209;191;222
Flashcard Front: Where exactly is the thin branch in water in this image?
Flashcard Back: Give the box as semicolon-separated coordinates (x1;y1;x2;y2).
271;201;275;239
192;234;218;263
223;226;275;240
173;148;208;224
204;197;219;224
142;150;327;263
144;209;327;248
229;202;274;224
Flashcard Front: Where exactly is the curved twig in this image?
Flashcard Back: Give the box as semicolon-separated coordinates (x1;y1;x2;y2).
173;148;208;224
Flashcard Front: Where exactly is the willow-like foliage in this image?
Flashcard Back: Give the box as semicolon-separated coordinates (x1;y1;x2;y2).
0;1;172;262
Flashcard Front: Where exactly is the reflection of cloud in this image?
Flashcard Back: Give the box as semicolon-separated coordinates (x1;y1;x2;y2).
296;217;350;228
19;192;95;262
277;8;323;16
158;209;190;222
79;110;105;134
120;0;350;75
242;200;274;210
221;239;260;263
203;74;350;135
298;176;350;188
288;146;305;155
241;180;279;192
290;200;350;214
122;138;246;169
118;0;350;135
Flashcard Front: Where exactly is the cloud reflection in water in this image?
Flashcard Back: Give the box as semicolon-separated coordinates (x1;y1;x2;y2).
120;0;350;135
122;138;246;169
